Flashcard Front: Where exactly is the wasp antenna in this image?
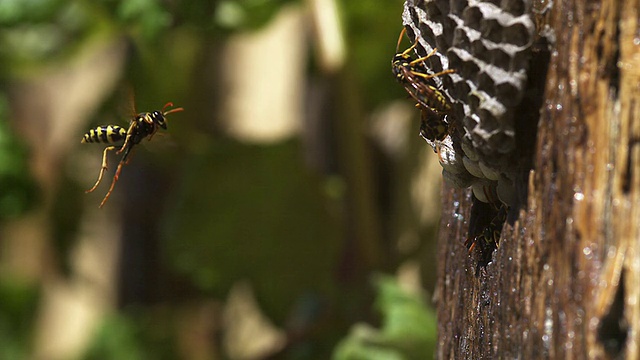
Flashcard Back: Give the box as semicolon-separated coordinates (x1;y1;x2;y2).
162;102;175;112
163;106;184;116
162;102;184;116
396;27;407;53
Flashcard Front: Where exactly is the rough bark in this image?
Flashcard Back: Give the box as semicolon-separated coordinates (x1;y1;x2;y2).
425;0;640;358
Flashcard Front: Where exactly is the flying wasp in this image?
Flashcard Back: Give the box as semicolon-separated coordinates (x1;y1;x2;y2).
82;102;184;208
392;28;454;141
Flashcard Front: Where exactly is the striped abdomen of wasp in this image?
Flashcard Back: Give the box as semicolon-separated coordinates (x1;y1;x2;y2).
392;28;454;141
81;102;184;208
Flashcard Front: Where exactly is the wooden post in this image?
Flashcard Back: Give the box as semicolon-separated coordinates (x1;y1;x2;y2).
403;0;640;357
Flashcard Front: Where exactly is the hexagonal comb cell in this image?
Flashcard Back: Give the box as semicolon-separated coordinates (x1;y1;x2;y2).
402;0;537;205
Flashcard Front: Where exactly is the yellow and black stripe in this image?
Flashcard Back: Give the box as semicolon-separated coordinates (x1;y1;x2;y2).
392;29;455;141
81;125;127;144
391;31;453;114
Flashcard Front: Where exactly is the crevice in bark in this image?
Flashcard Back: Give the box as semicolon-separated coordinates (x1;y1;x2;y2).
597;271;628;357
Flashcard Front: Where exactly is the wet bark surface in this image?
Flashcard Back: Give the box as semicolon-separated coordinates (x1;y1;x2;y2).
430;0;640;357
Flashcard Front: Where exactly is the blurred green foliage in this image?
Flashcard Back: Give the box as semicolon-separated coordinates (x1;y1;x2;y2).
0;0;304;71
333;275;437;360
0;0;439;358
83;315;147;360
0;0;98;68
83;311;180;360
213;0;300;30
341;0;409;109
0;277;40;359
164;140;341;321
0;97;39;219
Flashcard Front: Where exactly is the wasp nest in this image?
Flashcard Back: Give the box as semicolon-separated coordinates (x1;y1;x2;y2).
403;0;537;205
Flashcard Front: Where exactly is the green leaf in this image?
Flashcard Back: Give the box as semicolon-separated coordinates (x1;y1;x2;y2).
333;275;437;360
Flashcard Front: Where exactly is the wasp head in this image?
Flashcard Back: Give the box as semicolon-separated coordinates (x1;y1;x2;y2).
392;54;411;80
151;111;168;129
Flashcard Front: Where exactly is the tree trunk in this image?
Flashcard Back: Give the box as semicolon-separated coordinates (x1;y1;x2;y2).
404;0;640;357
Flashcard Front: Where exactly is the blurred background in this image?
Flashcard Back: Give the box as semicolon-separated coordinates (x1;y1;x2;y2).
0;0;443;358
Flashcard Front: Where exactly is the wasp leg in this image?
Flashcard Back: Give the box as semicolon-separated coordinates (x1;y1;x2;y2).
86;145;120;194
466;238;477;253
122;147;135;165
482;185;501;210
410;68;455;80
99;145;135;208
401;39;419;58
407;47;453;68
396;28;430;59
146;128;160;142
98;158;126;208
410;47;438;65
116;121;137;155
